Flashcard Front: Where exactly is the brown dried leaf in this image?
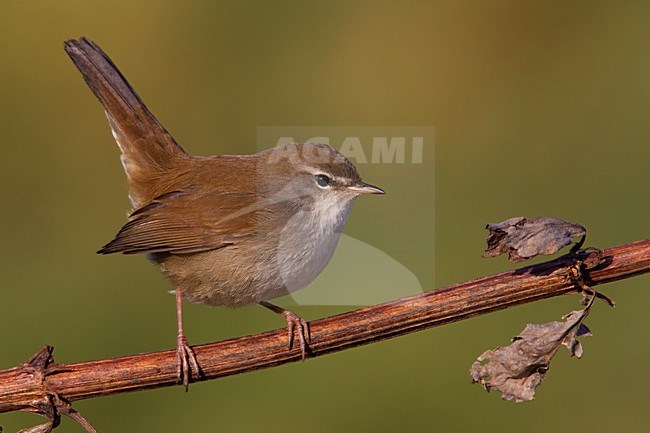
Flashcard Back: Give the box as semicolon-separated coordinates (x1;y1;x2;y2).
483;216;586;262
470;295;594;402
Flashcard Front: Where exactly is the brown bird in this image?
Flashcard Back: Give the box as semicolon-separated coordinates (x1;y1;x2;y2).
64;37;384;389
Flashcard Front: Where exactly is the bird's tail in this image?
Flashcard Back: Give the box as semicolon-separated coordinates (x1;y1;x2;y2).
64;37;187;207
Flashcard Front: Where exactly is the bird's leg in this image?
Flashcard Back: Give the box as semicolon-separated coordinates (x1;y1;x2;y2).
260;301;311;360
175;289;200;391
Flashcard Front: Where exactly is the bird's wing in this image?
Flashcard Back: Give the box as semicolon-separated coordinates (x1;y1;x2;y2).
98;188;261;255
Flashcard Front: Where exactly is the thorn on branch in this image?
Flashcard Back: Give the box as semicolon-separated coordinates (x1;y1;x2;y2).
567;247;615;307
18;347;97;433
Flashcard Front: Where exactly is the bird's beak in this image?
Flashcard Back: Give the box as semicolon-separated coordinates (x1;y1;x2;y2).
347;182;385;195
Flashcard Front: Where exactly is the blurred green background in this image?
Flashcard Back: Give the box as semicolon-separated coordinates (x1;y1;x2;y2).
1;1;648;432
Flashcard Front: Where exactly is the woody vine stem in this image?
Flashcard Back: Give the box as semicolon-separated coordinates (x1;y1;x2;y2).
1;239;649;432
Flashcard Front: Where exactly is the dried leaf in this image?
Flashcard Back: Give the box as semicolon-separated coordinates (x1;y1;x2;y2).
483;216;586;262
470;295;594;402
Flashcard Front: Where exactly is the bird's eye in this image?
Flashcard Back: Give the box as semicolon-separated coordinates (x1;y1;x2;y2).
315;174;331;188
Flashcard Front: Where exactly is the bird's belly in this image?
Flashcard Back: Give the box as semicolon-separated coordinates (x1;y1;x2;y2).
152;198;353;308
152;228;343;308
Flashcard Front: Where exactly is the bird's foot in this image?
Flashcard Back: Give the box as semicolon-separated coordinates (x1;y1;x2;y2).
260;301;312;360
280;309;311;360
176;333;200;391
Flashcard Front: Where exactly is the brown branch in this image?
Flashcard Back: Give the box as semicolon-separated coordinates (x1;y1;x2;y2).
2;239;649;425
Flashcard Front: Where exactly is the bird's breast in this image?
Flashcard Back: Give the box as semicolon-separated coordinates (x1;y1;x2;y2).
272;196;354;293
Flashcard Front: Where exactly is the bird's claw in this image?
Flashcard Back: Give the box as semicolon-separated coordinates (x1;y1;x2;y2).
280;310;311;360
176;334;200;391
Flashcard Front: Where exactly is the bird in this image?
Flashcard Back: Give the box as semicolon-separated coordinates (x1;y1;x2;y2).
64;37;384;389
